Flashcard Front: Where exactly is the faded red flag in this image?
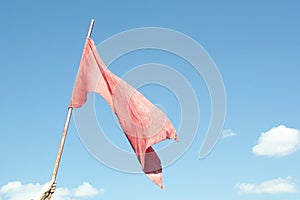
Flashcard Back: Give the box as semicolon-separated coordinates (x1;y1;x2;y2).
70;38;177;188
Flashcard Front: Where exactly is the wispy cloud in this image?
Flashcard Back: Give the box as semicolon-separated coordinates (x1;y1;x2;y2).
221;129;238;139
252;125;300;157
0;181;104;200
235;177;298;195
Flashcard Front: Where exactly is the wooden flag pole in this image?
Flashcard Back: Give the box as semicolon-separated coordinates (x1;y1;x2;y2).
46;19;94;200
50;107;73;181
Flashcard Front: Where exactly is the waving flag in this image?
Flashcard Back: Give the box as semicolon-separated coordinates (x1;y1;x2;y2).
70;38;177;188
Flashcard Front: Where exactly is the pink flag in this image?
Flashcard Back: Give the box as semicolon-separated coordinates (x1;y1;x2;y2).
70;38;177;188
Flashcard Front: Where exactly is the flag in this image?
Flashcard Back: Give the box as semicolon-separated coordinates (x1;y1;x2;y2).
70;38;177;188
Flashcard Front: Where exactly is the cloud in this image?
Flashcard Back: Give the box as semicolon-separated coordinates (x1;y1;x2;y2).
0;181;104;200
221;129;238;139
235;177;298;195
0;182;41;200
252;125;300;157
73;182;103;197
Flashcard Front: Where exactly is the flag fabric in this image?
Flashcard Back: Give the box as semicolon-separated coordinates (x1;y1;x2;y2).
70;38;177;188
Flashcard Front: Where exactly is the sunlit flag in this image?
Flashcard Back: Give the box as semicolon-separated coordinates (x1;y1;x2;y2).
70;37;177;188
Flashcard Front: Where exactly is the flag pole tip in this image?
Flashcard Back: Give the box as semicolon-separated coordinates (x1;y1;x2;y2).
87;19;95;38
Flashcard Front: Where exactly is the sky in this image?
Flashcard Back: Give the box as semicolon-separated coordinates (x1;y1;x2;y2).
0;0;300;200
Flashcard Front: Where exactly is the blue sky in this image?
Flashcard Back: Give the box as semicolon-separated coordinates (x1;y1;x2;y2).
0;1;300;200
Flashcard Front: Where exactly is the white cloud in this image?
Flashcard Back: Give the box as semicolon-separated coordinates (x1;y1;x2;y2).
221;129;238;139
235;177;298;195
252;125;300;157
0;182;41;200
73;182;103;197
0;181;104;200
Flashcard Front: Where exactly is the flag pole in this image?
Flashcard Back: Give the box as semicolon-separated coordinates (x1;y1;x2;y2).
46;19;94;200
